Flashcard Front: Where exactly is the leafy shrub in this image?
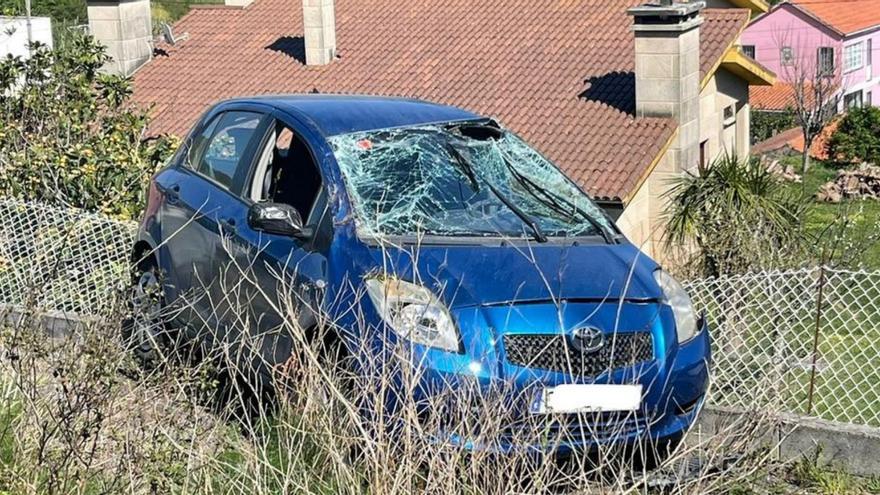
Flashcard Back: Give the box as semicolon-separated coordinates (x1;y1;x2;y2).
751;108;796;143
827;106;880;167
0;34;178;220
664;153;808;277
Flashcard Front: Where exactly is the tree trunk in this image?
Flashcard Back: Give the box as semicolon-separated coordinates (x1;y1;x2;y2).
801;140;812;195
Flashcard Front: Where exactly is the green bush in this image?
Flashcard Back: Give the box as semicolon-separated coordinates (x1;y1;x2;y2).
827;106;880;167
0;34;178;220
664;153;808;277
751;108;796;143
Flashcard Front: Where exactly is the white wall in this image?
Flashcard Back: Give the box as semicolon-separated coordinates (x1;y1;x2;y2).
0;16;53;59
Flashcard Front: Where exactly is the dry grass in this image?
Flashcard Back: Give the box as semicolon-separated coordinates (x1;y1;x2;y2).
0;243;792;495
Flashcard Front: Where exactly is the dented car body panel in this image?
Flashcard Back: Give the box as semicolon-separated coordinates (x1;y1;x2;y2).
135;95;710;456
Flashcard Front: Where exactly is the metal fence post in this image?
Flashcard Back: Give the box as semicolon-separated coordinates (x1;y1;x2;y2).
806;265;827;416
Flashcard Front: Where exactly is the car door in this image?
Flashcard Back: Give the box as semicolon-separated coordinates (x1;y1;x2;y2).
212;117;331;369
155;109;270;335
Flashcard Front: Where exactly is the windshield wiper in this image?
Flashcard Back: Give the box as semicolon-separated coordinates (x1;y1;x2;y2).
494;148;617;244
445;143;548;243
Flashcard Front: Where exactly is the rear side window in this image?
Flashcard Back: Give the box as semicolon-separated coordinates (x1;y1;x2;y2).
190;111;263;189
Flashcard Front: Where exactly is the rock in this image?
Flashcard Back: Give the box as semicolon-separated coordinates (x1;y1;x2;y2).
817;183;842;203
765;159;802;182
817;163;880;201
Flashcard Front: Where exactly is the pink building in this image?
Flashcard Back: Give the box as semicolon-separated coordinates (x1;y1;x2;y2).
742;0;880;109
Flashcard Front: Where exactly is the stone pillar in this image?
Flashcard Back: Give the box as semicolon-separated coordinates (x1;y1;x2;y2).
628;1;704;173
302;0;336;66
87;0;152;76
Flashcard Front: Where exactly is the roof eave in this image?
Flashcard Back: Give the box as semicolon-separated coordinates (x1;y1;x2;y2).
700;11;752;89
622;128;678;205
729;0;769;15
721;49;777;86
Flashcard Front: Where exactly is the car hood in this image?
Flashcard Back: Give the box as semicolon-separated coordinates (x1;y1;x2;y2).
359;241;662;308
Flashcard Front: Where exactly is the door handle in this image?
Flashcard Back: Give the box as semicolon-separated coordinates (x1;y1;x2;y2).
220;217;237;232
163;183;180;204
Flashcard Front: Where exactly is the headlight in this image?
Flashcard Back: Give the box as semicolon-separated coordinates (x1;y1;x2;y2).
654;269;700;344
364;278;460;352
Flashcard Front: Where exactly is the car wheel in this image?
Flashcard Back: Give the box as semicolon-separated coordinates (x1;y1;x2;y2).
123;258;169;367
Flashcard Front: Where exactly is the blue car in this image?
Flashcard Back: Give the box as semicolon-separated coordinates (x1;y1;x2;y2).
128;95;709;459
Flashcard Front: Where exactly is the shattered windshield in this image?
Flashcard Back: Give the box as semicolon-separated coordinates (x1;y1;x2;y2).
328;123;615;241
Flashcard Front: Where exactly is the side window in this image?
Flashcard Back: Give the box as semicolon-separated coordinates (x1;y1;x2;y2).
190;111;263;189
250;124;324;224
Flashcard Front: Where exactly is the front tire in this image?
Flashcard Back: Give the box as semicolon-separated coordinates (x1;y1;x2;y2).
122;257;170;367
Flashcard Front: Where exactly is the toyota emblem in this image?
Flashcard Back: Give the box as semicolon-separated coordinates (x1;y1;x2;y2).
570;326;605;353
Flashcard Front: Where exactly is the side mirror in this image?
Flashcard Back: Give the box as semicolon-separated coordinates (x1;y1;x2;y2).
248;202;312;238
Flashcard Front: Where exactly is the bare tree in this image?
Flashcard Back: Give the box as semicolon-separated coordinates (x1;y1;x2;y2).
774;31;844;184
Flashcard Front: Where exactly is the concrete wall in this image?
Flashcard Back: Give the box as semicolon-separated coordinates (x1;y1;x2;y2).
87;0;152;76
633;22;703;174
0;16;53;58
698;406;880;477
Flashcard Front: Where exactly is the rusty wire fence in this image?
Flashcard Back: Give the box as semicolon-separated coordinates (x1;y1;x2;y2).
0;199;878;428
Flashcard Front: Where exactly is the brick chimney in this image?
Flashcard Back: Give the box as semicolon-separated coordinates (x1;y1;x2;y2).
628;0;704;172
302;0;336;65
86;0;152;76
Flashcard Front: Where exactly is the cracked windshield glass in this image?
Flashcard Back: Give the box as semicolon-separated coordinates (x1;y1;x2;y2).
328;124;614;240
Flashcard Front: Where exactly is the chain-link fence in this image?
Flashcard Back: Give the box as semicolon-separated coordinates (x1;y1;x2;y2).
0;199;136;315
0;199;878;428
685;267;880;428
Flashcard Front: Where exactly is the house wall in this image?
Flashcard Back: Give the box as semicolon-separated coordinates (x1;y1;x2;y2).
617;147;676;259
741;4;880;107
618;69;751;260
0;17;53;59
839;29;880;107
741;5;840;81
700;67;751;159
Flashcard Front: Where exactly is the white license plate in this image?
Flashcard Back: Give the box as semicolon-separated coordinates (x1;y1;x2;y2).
531;384;642;414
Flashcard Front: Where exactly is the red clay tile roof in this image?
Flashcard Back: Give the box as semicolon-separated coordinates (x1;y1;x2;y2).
751;126;803;155
750;82;818;111
751;120;838;160
132;1;750;201
790;0;880;35
751;83;798;111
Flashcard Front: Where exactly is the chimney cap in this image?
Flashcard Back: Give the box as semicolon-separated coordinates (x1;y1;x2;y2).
628;0;705;32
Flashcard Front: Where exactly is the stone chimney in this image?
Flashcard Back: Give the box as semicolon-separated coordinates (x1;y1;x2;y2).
86;0;152;76
302;0;336;65
628;0;704;172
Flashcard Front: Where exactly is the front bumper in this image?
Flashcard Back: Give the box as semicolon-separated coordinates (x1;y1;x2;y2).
366;302;711;456
438;322;709;455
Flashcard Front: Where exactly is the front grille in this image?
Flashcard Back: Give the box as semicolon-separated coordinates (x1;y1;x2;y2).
503;332;653;377
500;411;649;444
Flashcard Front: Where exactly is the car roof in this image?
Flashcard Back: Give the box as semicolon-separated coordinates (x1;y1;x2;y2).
223;94;482;137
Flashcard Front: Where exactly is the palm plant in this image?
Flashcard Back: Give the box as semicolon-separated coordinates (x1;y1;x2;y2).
663;153;807;277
